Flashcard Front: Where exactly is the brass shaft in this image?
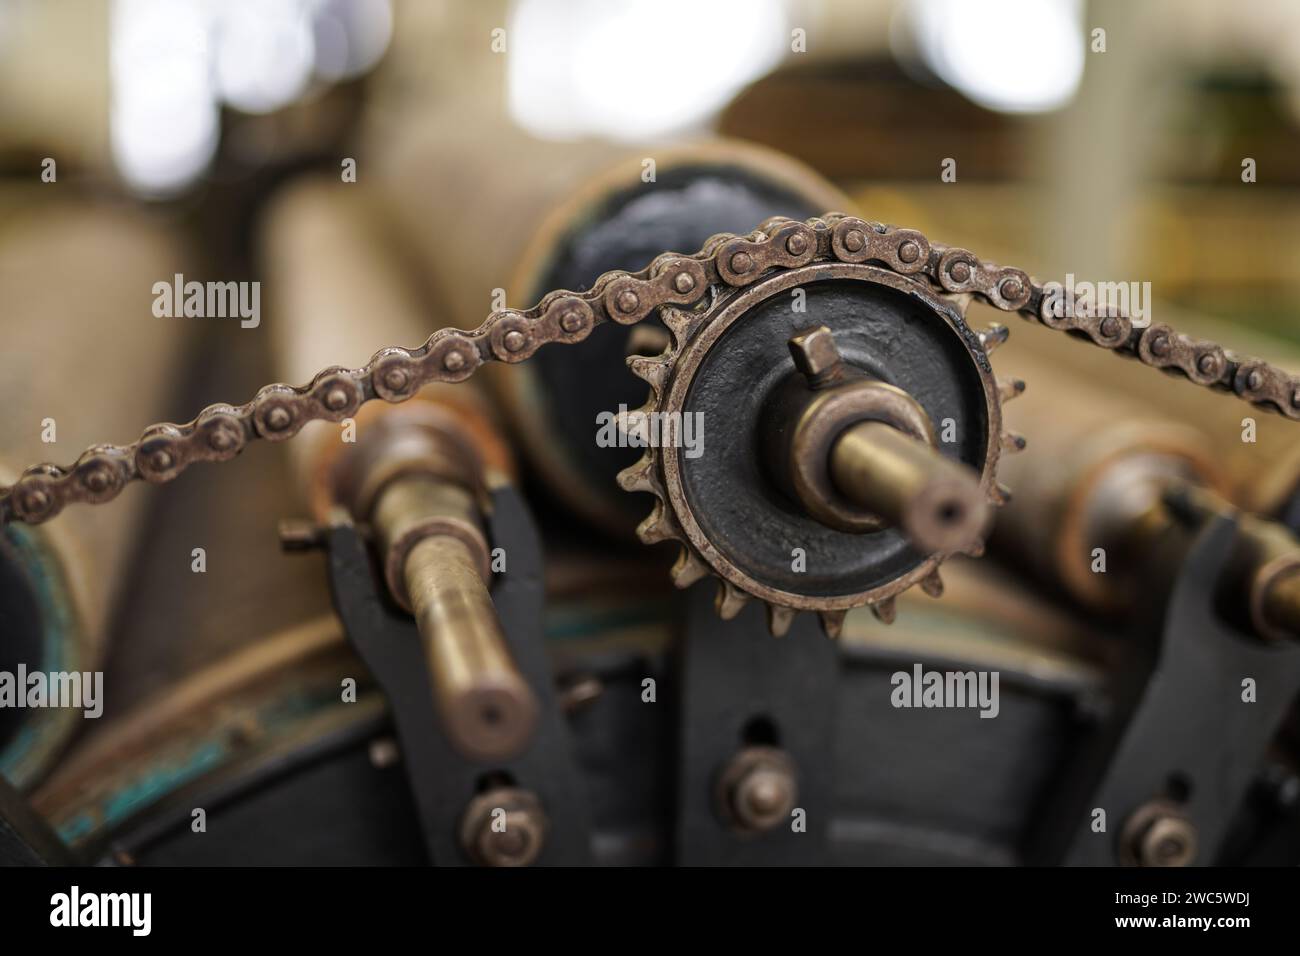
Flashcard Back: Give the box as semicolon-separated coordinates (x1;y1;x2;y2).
403;534;539;762
829;420;988;553
371;472;538;762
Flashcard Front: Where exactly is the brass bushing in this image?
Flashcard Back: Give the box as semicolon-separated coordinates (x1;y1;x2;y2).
784;378;935;534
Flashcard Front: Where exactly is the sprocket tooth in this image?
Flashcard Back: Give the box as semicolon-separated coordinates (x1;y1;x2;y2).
998;377;1027;402
670;547;711;589
660;307;698;348
616;453;656;494
870;596;897;625
1001;431;1027;454
977;323;1009;355
766;603;796;638
715;580;750;620
627;354;670;391
920;569;944;598
635;499;679;545
615;406;649;450
818;609;847;639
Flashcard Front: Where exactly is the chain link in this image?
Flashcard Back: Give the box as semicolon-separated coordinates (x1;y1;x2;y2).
3;214;1296;526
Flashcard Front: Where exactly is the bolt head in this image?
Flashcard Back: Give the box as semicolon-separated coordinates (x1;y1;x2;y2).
474;809;543;866
736;767;795;827
1139;816;1197;867
717;746;798;834
460;788;548;867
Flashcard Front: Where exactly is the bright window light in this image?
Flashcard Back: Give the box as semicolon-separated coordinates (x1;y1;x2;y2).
111;0;218;197
508;0;788;141
111;0;391;198
903;0;1085;114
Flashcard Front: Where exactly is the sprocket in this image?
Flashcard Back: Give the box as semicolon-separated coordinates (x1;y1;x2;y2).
616;255;1025;637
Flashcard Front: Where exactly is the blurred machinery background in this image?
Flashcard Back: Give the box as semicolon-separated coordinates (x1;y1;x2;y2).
3;0;1300;867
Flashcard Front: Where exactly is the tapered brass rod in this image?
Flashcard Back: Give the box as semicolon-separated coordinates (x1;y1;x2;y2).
371;473;538;761
402;534;538;761
829;421;987;553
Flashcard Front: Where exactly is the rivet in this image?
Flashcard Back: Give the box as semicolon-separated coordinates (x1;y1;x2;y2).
559;308;585;333
785;234;808;256
730;252;754;274
674;272;696;294
898;240;920;263
843;229;866;253
444;350;466;372
266;406;292;431
616;289;640;313
503;329;526;352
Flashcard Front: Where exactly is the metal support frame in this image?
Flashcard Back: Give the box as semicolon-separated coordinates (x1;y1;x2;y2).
674;582;839;864
1044;514;1300;865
